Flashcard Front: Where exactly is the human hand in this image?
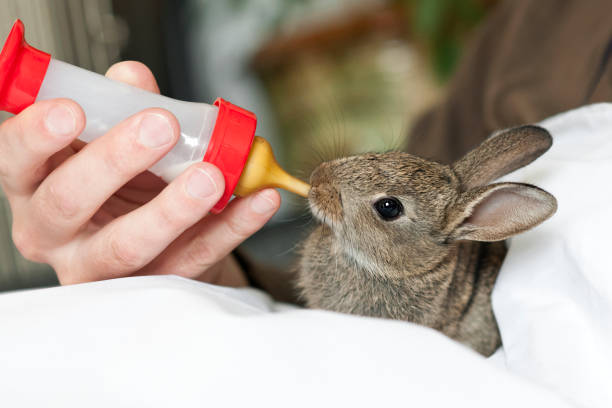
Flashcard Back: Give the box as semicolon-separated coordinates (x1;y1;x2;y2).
2;61;280;286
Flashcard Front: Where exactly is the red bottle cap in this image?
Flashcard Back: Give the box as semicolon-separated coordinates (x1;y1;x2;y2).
0;19;51;114
204;98;257;213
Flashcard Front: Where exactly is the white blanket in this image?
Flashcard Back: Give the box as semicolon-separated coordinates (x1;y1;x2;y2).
2;104;611;407
0;276;569;407
494;103;612;408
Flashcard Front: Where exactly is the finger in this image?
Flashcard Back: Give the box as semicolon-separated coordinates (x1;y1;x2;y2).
105;61;160;94
28;108;179;244
64;62;160;157
143;188;281;279
0;99;85;195
66;162;225;282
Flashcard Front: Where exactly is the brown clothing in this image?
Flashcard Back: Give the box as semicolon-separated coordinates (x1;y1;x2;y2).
406;0;612;163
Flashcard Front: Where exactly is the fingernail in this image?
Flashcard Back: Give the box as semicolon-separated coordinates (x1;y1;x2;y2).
138;113;173;148
250;190;277;214
187;168;218;199
45;104;76;136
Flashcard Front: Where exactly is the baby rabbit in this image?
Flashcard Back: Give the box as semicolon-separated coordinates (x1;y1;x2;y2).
296;125;557;356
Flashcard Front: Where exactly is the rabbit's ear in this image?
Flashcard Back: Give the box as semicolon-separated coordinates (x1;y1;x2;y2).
446;182;556;242
452;125;552;190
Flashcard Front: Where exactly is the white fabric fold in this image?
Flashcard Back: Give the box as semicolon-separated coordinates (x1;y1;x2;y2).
495;103;612;408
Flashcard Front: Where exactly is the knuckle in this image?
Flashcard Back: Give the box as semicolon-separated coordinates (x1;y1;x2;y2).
184;238;216;270
37;182;80;220
104;144;135;175
12;223;43;262
107;233;145;271
225;215;251;240
196;238;217;263
155;199;185;232
0;158;11;179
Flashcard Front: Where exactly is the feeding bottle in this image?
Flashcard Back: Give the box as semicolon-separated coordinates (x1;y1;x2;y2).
0;19;309;213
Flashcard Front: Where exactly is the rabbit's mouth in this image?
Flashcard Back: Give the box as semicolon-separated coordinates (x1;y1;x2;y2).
308;184;343;229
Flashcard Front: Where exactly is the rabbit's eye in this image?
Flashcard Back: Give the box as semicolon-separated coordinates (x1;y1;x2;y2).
373;197;403;221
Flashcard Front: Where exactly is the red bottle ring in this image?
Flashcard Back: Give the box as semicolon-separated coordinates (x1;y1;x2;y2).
204;98;257;213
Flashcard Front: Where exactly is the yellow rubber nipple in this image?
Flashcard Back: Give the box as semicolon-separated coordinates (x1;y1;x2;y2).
234;136;311;198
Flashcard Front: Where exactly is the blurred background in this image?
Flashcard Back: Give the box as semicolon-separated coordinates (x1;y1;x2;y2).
0;0;497;292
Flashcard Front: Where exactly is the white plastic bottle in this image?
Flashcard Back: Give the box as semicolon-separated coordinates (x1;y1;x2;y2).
0;19;257;213
38;59;220;182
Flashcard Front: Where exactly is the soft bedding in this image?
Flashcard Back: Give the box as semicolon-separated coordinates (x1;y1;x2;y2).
0;276;570;407
1;104;611;407
494;103;612;407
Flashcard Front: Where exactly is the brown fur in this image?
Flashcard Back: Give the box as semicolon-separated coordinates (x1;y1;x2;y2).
296;125;557;356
